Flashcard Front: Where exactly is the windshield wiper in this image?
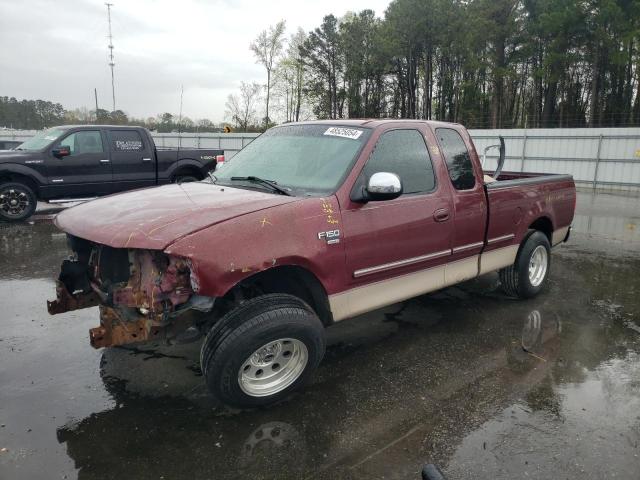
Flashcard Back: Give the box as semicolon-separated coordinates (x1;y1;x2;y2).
230;176;292;196
207;171;218;183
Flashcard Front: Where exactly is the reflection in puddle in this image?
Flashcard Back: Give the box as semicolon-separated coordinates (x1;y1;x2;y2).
0;222;68;280
238;422;306;473
572;191;640;250
448;350;640;479
520;309;561;358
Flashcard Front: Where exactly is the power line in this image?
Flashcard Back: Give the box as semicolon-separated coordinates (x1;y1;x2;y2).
94;88;99;123
105;3;116;112
178;84;184;150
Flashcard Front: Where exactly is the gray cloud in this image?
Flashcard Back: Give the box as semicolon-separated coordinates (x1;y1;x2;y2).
0;0;391;122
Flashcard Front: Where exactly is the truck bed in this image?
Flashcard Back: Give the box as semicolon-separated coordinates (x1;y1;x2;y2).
484;170;574;188
482;170;576;258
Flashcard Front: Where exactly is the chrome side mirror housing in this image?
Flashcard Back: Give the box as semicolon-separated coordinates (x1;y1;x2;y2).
365;172;403;201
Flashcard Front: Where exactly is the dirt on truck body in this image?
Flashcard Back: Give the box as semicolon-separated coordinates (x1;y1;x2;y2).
49;119;575;408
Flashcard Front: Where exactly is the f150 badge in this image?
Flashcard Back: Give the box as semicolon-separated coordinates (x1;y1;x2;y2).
318;229;340;244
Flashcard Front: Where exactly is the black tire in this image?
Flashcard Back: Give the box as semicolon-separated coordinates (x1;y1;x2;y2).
499;230;551;299
201;293;325;408
0;182;37;222
174;175;199;184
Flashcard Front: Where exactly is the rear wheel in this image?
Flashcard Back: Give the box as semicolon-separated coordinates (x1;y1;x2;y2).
0;182;37;222
499;231;551;299
174;175;199;184
200;294;325;408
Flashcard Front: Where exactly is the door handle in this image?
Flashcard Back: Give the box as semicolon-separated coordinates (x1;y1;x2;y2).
100;159;110;163
142;157;152;162
433;208;450;222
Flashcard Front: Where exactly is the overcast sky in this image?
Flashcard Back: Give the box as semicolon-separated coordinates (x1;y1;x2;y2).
0;0;392;123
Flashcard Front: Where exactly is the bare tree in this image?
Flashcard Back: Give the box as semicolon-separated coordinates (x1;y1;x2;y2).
274;28;308;123
225;82;262;132
250;20;286;126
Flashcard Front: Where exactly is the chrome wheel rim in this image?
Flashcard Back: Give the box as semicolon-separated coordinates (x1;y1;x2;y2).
0;187;30;218
528;245;548;287
239;338;308;397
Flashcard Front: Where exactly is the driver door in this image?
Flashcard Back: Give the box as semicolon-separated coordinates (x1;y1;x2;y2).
338;127;454;316
46;129;112;198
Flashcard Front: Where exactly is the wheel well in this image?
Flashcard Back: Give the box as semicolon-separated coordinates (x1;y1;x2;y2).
172;165;203;181
227;266;333;326
0;173;39;196
528;216;553;243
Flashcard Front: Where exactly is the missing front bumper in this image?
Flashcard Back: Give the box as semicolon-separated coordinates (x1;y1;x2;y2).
47;280;100;315
90;306;153;348
48;242;207;349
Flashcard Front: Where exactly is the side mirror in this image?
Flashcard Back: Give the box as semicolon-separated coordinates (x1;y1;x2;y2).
52;145;71;158
365;172;403;201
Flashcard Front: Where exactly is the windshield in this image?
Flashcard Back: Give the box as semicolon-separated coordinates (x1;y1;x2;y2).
215;124;371;196
16;127;67;151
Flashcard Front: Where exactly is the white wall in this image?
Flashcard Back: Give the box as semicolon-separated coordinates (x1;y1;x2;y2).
469;128;640;191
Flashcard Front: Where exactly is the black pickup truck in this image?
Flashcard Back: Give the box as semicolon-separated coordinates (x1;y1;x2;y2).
0;125;223;221
0;140;22;151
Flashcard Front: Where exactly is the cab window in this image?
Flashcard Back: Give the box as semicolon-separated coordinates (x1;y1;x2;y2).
362;129;436;195
436;128;476;190
58;131;104;155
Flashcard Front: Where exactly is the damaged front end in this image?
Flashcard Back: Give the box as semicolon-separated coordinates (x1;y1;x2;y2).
48;235;214;349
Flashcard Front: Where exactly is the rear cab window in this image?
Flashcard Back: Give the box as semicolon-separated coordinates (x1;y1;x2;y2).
435;128;476;190
110;130;145;152
361;129;436;195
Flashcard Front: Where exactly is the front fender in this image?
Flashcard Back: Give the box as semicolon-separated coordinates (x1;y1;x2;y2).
164;196;346;298
0;163;47;186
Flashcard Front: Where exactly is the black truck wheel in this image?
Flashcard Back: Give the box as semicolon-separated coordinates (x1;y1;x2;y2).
499;230;551;299
200;294;325;408
0;182;37;222
174;175;199;184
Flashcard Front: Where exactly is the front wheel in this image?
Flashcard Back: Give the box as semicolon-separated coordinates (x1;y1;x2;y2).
200;294;325;408
0;182;37;222
499;231;551;299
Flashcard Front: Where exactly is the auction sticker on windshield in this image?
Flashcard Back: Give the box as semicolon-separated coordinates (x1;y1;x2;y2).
324;127;363;140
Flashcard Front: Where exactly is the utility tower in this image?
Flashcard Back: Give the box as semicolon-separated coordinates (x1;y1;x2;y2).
105;3;116;112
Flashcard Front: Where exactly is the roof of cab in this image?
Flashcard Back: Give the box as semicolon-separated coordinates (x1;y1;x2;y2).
281;118;463;129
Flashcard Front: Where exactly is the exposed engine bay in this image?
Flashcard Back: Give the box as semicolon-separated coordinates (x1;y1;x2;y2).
48;235;214;348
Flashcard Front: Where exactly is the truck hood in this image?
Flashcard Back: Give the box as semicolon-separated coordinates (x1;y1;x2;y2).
55;182;300;250
0;150;32;161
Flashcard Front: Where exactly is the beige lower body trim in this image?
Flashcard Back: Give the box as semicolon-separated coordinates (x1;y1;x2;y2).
330;261;447;321
552;226;569;246
478;244;519;275
330;248;516;322
445;255;479;285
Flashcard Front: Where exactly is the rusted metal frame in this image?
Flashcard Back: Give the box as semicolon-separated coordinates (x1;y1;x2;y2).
47;281;100;315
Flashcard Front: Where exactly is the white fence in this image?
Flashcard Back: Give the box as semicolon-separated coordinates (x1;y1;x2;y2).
152;133;258;158
3;127;640;191
470;127;640;192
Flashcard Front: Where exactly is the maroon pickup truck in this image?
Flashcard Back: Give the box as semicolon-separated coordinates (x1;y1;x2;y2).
48;120;575;407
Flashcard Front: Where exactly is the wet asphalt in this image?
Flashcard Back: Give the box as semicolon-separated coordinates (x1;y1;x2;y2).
0;190;639;480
